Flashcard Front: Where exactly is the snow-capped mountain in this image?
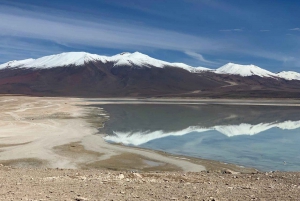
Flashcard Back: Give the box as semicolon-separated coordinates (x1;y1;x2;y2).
215;63;277;78
0;52;106;69
1;52;299;80
0;52;210;72
105;120;300;146
0;51;300;98
277;71;300;81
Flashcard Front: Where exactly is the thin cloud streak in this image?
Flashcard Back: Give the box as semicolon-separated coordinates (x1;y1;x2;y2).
184;51;217;64
0;43;63;63
0;9;224;53
238;48;295;63
290;28;300;31
219;28;243;32
0;5;299;69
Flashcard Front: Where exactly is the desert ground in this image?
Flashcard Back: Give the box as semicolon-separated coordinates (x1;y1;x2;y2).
0;96;299;200
0;166;300;201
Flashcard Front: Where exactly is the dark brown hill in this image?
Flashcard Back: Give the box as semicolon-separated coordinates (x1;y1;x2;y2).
0;61;226;97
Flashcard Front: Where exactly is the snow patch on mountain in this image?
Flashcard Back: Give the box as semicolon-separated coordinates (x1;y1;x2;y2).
110;52;212;72
110;52;167;67
0;52;108;69
277;71;300;81
215;63;277;78
0;58;35;69
1;52;300;81
0;51;213;73
170;63;212;73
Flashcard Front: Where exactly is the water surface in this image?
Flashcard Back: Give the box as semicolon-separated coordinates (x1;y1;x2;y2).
99;104;300;171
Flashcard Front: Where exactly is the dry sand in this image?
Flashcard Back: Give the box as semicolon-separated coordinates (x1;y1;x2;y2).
0;166;299;201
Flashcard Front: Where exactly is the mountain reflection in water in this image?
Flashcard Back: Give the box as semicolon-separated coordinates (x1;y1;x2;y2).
99;104;300;171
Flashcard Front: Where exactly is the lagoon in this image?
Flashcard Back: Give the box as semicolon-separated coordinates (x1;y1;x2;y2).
99;104;300;171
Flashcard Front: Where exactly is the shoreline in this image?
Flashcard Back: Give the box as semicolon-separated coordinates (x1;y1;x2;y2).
0;95;258;173
83;97;300;107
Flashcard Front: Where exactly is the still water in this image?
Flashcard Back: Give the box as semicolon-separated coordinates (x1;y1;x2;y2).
99;104;300;171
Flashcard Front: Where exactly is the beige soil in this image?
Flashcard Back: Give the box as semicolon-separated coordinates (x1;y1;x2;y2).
0;166;299;200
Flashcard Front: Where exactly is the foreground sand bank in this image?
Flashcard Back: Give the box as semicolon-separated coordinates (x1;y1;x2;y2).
0;166;299;200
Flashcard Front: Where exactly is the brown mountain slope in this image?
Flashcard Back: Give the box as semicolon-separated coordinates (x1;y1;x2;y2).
0;61;226;97
192;72;300;98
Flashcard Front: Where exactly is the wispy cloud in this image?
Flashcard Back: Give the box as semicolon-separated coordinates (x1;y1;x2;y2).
0;4;299;69
0;6;225;54
290;28;300;31
219;28;243;32
184;51;217;64
238;48;297;63
0;37;66;63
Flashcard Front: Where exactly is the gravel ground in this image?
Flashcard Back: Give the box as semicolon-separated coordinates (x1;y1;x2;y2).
0;165;299;201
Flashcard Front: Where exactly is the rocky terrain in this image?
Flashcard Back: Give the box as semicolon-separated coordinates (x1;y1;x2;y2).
0;165;299;201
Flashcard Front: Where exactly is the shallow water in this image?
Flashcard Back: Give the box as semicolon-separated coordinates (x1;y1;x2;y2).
99;104;300;171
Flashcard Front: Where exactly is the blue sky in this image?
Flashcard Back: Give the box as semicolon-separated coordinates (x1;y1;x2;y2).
0;0;299;71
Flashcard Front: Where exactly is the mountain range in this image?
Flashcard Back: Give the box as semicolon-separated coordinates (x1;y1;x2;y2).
0;52;300;98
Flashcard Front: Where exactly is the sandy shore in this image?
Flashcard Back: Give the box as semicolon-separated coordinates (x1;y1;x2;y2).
0;96;96;168
0;96;227;172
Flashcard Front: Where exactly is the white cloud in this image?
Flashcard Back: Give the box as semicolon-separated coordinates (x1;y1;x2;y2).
290;28;300;31
219;28;243;32
0;6;224;54
184;51;217;64
0;5;299;69
0;38;65;63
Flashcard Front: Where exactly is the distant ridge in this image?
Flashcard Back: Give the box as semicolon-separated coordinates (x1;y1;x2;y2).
0;51;300;98
1;52;299;81
0;52;209;72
